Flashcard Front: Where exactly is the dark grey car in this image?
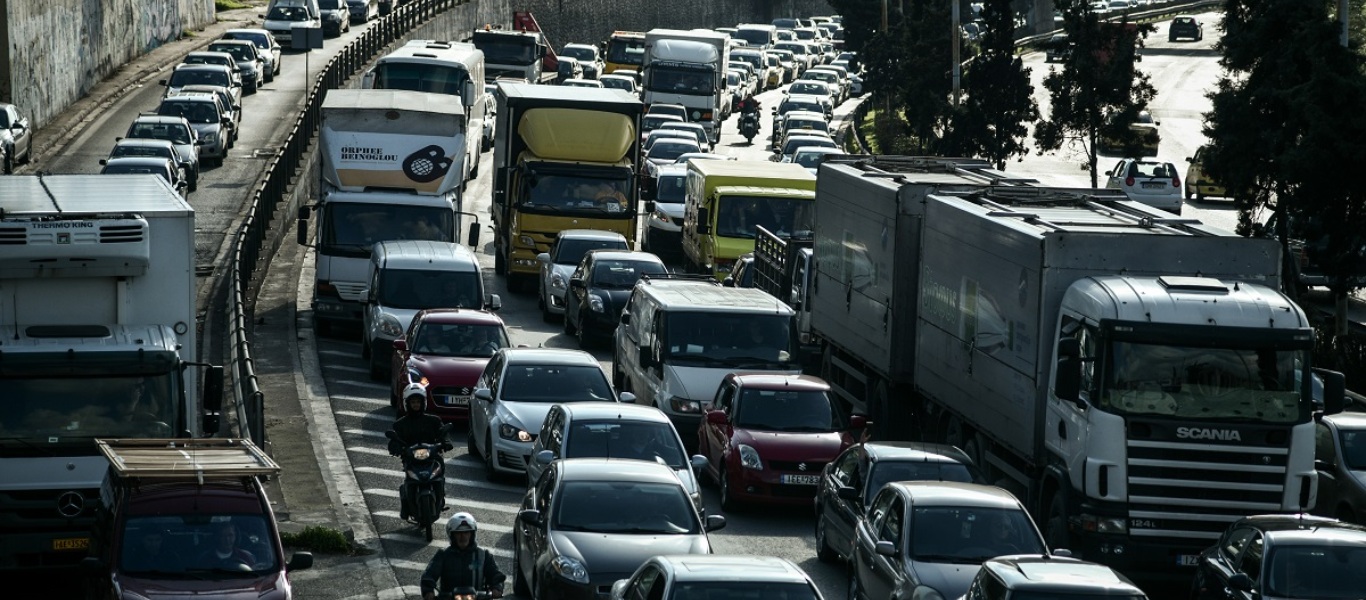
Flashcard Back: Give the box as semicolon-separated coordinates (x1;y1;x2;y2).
1315;412;1366;524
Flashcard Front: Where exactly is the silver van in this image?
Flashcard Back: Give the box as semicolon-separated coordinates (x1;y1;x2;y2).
362;241;501;379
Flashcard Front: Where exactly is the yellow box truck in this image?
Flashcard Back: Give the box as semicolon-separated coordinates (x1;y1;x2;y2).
680;160;815;279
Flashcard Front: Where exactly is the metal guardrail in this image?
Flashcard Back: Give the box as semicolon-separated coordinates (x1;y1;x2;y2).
228;0;466;446
1014;0;1221;48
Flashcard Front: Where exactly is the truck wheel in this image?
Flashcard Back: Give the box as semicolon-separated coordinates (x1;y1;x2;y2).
1045;489;1071;553
494;245;507;275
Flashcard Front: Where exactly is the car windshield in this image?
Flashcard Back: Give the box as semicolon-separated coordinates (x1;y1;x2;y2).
185;55;231;67
864;462;980;504
210;44;255;63
119;514;279;577
669;582;819;600
169;69;230;88
909;507;1045;562
643;115;682;130
656;174;686;203
157;101;219;125
128;122;192;145
225;32;271;51
715;194;815;239
552;238;627;265
794;151;835;169
0;372;180;441
1011;595;1145;600
267;6;311;21
784;119;828;133
662;313;793;367
1102;342;1308;424
783;138;835;156
590;259;667;290
1341;428;1366;470
732;29;772;47
378;270;482;310
789;83;827;95
565;421;686;467
780;100;822;114
561;46;596;61
102;165;169;179
411;322;507;358
500;365;612;402
601;78;633;91
648;142;699;161
735;388;840;432
1264;545;1366;599
112;145;175;159
553;481;697;534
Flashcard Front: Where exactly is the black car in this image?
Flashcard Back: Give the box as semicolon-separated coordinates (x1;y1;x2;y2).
1190;514;1366;599
565;250;667;347
814;442;984;563
1169;17;1203;42
1044;33;1073;63
722;253;756;288
512;458;725;600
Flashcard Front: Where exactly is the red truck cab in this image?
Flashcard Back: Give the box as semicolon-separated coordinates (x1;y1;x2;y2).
83;439;313;600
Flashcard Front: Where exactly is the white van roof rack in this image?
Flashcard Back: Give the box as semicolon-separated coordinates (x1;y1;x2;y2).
96;438;279;484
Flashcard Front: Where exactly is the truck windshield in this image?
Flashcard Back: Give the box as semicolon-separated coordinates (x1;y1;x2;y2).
120;514;279;576
320;203;453;257
606;38;646;66
662;313;793;368
647;66;716;95
474;36;536;64
370;62;471;97
378;270;482;310
716;195;815;239
518;173;634;218
1102;343;1308;423
0;372;179;441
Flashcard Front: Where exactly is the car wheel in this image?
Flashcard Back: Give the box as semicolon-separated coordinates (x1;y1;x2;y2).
361;337;371;360
484;437;499;481
513;544;530;596
1196;189;1206;203
3;150;12;174
466;420;480;458
612;360;624;390
847;569;864;600
719;464;740;512
368;349;386;381
390;387;400;410
815;517;839;563
563;308;577;335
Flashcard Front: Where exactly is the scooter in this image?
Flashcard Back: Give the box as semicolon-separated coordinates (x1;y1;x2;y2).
386;425;453;541
739;111;759;144
438;587;496;600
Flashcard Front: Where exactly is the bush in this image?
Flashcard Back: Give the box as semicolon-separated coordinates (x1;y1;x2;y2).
216;0;253;10
280;525;352;554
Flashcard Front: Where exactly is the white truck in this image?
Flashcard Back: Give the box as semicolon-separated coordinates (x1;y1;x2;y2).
0;174;223;570
299;89;477;335
803;156;1346;582
642;29;730;145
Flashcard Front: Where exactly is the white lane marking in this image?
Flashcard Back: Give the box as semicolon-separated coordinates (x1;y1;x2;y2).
383;540;514;561
325;364;370;374
354;466;524;493
334;379;388;391
333;394;390;407
362;488;521;514
374;510;514;535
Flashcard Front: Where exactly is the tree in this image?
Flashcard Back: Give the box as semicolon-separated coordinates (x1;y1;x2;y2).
891;0;956;153
1033;0;1156;187
941;0;1039;169
1203;0;1366;330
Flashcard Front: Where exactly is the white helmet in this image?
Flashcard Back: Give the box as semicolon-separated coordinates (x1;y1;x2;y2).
447;512;477;535
402;382;428;402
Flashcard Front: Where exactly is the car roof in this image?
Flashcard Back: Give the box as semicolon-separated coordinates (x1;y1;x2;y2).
601;74;634;81
161;94;217;105
413;308;506;326
862;441;975;464
886;481;1024;508
556;457;682;483
186;51;236;60
561;402;671;423
635;283;795;315
501;347;600;367
374;240;480;271
983;556;1142;594
730;373;829;391
1227;513;1349;533
661;121;705;131
677;153;733;162
132;115;191;126
652;555;811;584
173;63;233;73
1266;526;1366;545
103;156;173;168
656;164;688;177
1320;412;1366;430
556;229;628;243
584;249;664;264
783;111;827;121
115;138;176;148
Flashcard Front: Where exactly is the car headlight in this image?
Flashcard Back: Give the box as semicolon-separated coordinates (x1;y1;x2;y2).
499;423;532;442
379;314;404;337
407;367;425;383
738;444;763;470
653;209;671;224
1078;514;1128;534
669;395;700;414
588;294;605;313
550;556;589;584
201;133;216;143
549;272;567;291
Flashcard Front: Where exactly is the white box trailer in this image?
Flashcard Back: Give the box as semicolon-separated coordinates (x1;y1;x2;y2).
0;174;222;569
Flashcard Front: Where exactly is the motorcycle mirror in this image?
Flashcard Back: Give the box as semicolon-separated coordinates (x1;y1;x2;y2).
384;430;398;441
440;423;455;435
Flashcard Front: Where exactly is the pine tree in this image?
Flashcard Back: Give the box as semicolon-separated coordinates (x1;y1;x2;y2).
942;0;1039;169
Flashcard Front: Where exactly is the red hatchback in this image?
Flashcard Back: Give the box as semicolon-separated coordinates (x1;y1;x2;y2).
698;373;864;510
389;309;510;421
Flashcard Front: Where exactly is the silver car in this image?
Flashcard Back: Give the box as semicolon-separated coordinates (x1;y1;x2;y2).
156;95;230;166
536;229;628;322
222;28;282;82
122;115;200;191
0;103;33;174
206;40;265;93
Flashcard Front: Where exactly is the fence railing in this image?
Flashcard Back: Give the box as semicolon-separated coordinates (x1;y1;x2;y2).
228;0;466;446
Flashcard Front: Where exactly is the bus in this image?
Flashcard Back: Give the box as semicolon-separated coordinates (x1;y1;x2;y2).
604;31;646;74
362;39;490;184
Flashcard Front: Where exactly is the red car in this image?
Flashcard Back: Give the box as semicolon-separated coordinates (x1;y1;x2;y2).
698;373;863;510
389;309;510;421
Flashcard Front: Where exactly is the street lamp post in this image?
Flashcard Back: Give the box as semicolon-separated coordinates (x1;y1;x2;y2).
952;0;961;106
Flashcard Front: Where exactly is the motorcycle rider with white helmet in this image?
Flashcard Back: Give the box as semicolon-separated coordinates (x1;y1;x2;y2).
391;382;448;521
421;513;507;600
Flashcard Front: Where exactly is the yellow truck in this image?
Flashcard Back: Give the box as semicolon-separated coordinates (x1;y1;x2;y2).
680;160;816;279
491;82;643;291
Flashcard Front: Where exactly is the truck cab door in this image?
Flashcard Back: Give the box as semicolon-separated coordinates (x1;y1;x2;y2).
1046;316;1094;482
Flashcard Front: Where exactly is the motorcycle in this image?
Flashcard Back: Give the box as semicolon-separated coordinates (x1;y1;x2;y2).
386;425;453;541
439;587;496;600
739;111;759;144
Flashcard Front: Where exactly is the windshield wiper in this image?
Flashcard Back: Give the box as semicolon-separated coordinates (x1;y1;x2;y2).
912;554;979;564
601;526;688;535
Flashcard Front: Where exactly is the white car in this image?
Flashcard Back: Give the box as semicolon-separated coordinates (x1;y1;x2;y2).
1104;158;1184;214
561;78;603;89
536;229;628;321
791;147;846;175
468;348;632;479
263;3;321;45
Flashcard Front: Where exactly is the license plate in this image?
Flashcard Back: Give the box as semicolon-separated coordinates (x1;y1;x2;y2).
1141;182;1165;189
438;395;468;406
781;474;820;485
53;537;89;551
1176;554;1200;567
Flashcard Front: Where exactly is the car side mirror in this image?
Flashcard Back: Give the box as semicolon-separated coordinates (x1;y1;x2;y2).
1185;156;1194;162
99;159;108;166
474;388;493;402
537;252;551;265
1104;170;1113;177
486;294;502;312
619;312;630;325
874;540;898;557
569;279;585;289
643;200;656;214
159;79;169;86
611;579;630;600
721;276;735;287
1228;573;1253;592
849;414;867;430
706;411;728;425
392;339;407;352
535;449;555;465
1154;120;1162;126
619;391;636;404
287;552;314;571
704;514;727;532
690;455;707;470
518;509;545;528
836;486;860;502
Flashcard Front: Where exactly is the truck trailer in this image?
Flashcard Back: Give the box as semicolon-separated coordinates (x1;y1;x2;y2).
798;155;1344;581
491;82;643;290
299;89;475;337
0;174;223;569
641;29;730;145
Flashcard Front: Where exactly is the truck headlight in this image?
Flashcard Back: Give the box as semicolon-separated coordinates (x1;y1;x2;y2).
379;314;403;337
668;396;700;414
549;272;566;291
518;235;536;247
1077;514;1128;534
653;209;671;224
499;423;532;442
550;556;589;584
738;444;763;470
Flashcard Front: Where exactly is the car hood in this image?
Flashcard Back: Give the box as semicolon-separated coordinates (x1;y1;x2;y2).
909;560;979;600
188;122;222;137
498;401;557;434
171;143;197;164
732;429;845;462
409;355;489;385
663;364;800;401
550;530;709;577
113;571;291;600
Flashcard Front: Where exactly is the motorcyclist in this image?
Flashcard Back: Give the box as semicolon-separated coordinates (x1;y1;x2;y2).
391;382;448;521
421;513;507;600
737;94;762;132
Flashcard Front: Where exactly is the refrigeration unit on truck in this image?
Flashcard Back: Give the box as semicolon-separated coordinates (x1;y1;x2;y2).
805;155;1345;581
0;174;224;570
299;89;478;335
642;29;729;145
362;39;491;184
491;82;642;291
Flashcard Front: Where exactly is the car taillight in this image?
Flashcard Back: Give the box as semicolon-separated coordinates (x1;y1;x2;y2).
1125;176;1134;187
1171;174;1181;188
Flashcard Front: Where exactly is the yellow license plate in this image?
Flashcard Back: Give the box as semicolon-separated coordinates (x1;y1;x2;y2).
53;537;89;551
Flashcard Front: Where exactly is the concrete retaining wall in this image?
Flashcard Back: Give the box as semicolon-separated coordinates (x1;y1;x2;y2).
2;0;214;129
519;0;835;51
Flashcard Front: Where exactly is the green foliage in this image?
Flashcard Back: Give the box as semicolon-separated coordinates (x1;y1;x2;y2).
825;0;886;55
1034;0;1156;186
215;0;253;10
280;525;351;554
1204;0;1366;298
942;0;1039;169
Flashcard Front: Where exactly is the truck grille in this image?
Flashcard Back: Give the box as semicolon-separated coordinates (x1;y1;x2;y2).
0;487;98;527
333;281;368;302
1126;434;1288;542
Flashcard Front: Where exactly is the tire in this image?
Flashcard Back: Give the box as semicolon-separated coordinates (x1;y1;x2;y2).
423;521;433;542
361;338;371;360
719;464;739;512
494;243;507;275
1045;488;1071;553
1184;185;1193;200
815;517;839;563
368;349;386;381
612;360;624;389
513;546;531;596
1196;189;1206;203
3;151;12;174
467;421;480;458
847;570;864;600
563;308;577;335
484;437;499;482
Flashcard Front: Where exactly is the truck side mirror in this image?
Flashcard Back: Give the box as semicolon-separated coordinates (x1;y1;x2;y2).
1314;368;1345;415
202;365;224;433
296;205;310;246
467;222;481;248
697;208;711;234
1054;337;1083;408
643;200;656;214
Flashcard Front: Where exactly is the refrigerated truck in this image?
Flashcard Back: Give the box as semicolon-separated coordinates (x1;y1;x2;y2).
805;155;1344;581
0;174;223;569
